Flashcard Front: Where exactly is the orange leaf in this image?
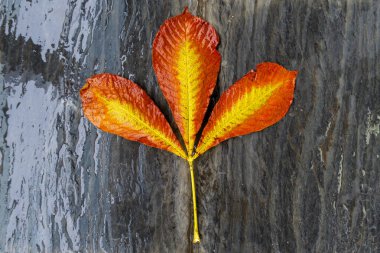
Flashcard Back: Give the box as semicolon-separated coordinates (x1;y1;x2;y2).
152;8;221;155
195;62;297;158
80;73;186;159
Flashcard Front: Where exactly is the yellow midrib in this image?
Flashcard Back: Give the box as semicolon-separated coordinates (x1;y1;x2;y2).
195;82;282;157
96;92;185;158
177;39;198;155
185;40;193;154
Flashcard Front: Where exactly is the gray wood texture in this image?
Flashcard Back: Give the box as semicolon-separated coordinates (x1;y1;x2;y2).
1;0;379;252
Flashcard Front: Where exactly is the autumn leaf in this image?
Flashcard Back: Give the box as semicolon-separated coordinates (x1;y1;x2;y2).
153;8;221;156
194;62;297;158
80;73;186;159
80;8;297;245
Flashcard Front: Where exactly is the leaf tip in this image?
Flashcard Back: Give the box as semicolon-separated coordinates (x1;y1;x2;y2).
79;82;90;97
290;70;298;79
80;74;103;99
183;6;190;14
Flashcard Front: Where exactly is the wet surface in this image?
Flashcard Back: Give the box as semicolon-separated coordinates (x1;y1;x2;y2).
0;0;380;252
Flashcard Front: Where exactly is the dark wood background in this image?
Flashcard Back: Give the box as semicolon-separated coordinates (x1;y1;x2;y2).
0;0;379;252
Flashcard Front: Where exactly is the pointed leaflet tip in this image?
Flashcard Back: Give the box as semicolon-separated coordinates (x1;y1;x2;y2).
80;73;186;159
183;6;190;14
152;6;221;156
195;62;297;157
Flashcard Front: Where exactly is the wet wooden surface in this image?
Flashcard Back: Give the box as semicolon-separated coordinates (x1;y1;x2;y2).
0;0;379;252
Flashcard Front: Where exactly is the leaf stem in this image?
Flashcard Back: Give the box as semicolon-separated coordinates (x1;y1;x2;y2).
188;159;200;243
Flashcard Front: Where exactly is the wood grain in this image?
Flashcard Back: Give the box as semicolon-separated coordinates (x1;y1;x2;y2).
0;0;379;252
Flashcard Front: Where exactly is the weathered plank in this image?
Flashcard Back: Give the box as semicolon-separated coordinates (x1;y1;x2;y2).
0;0;379;252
